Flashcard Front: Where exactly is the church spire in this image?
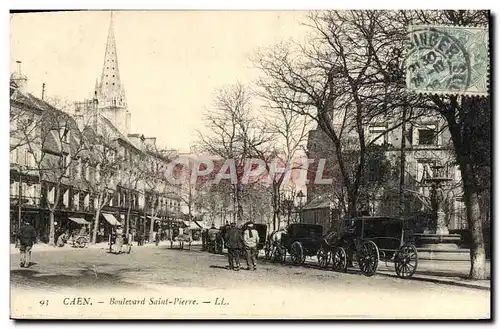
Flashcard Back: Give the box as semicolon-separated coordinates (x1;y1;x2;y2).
98;11;126;108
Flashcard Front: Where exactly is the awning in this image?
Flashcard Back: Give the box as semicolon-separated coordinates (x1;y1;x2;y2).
102;213;121;226
140;215;161;221
194;221;205;229
69;217;89;225
183;221;202;230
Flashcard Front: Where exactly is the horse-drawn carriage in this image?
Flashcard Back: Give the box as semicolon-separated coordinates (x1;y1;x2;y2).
317;216;419;278
205;226;226;254
270;223;324;265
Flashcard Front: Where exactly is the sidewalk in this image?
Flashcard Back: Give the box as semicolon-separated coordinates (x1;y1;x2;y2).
302;255;491;290
375;259;491;290
9;240;203;254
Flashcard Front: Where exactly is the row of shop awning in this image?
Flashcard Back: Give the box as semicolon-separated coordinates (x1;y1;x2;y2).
67;214;205;228
68;217;90;225
68;213;121;226
102;213;121;226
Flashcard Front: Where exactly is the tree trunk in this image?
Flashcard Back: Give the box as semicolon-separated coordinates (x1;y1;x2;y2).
149;204;156;243
461;161;486;279
48;211;55;246
47;185;61;246
92;206;101;244
126;203;131;237
347;187;358;218
443;103;487;280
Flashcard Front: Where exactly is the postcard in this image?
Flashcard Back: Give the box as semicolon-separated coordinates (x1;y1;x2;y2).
9;10;491;319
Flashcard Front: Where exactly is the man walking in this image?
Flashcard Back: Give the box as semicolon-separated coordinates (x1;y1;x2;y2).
17;220;36;268
224;222;242;271
243;222;260;270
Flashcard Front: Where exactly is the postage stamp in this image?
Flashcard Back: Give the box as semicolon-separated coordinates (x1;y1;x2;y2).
406;25;489;97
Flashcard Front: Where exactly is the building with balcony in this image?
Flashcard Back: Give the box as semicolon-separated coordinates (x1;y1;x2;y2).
9;13;183;243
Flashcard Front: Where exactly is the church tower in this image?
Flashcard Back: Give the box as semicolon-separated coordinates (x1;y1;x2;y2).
94;12;131;135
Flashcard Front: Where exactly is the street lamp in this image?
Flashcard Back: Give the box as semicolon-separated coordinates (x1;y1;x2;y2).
329;201;335;230
296;190;305;223
283;197;293;227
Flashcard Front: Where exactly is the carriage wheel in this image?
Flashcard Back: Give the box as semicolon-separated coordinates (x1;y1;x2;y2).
76;237;87;248
395;244;418;279
357;241;379;277
317;247;330;268
264;242;272;261
215;238;223;254
272;245;283;263
332;247;347;272
290;241;304;265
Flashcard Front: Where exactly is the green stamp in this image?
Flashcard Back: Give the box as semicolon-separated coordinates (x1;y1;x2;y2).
406;25;489;97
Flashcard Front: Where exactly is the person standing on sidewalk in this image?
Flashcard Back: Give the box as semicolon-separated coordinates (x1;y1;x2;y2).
243;222;260;271
224;222;242;271
17;220;36;268
115;225;124;254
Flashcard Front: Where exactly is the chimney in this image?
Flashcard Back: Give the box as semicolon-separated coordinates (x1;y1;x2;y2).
11;60;28;93
144;137;157;149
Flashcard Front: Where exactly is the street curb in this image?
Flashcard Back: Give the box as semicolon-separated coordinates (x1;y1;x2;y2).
9;241;203;255
400;274;490;291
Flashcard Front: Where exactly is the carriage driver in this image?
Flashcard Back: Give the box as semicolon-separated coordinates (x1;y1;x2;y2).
243;222;260;271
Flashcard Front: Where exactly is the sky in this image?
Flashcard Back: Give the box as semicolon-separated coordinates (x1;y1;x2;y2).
10;10;312;153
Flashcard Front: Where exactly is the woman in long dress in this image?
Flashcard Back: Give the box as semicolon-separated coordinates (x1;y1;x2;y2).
115;225;124;254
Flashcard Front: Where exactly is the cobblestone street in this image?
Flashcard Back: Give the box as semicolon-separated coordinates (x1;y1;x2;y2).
10;242;490;319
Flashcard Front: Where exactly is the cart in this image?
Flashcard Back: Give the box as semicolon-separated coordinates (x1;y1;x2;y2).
274;223;324;265
67;223;91;248
206;227;225;254
327;216;418;278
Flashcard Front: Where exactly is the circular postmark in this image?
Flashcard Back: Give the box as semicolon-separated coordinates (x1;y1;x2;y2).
406;27;471;92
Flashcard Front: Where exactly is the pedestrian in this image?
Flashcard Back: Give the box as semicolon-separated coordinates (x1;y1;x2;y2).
224;222;242;271
17;220;36;268
155;230;160;246
115;225;124;254
56;231;68;247
243;222;260;271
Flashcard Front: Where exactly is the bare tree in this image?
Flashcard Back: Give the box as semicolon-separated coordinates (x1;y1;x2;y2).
80;126;122;244
256;9;490;279
19;107;87;245
118;154;143;237
254;11;426;219
380;9;490;279
142;142;176;243
198;83;267;223
248;96;310;230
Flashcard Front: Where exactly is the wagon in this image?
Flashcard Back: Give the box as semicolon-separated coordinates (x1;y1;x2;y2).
323;216;419;278
205;227;225;254
274;223;324;265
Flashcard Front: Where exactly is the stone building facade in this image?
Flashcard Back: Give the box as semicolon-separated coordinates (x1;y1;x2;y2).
9;14;182;243
303;115;467;233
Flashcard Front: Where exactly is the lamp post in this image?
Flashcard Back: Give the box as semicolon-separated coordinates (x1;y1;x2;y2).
283;197;293;227
296;190;305;223
329;201;335;230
